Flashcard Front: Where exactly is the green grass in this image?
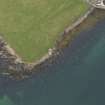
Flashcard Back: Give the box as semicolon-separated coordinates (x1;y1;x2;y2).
0;0;88;62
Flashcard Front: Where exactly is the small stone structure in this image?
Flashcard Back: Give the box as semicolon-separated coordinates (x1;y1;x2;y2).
87;0;105;9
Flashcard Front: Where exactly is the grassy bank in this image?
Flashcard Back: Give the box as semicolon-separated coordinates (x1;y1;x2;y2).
0;0;88;62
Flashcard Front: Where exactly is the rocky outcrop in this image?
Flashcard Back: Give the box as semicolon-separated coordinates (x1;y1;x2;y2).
0;36;32;79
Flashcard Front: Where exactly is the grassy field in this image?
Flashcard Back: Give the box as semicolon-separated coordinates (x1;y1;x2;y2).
0;0;88;62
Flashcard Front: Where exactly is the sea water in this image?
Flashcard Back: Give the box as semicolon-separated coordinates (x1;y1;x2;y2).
0;19;105;105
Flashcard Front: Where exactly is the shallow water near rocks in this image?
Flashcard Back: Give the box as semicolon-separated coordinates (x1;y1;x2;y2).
0;18;105;105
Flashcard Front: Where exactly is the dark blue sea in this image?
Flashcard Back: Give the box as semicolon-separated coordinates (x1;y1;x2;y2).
0;18;105;105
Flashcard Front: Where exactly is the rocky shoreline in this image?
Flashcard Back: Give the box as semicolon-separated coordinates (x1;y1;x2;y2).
0;7;105;80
